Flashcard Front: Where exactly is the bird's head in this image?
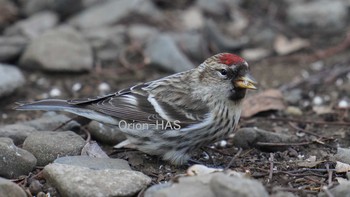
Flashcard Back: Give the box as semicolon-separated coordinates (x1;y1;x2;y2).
194;53;257;102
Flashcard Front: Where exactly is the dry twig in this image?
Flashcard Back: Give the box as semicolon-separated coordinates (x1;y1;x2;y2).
268;153;274;182
225;148;242;171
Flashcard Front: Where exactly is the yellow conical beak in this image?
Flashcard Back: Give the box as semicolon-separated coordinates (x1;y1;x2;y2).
234;74;257;90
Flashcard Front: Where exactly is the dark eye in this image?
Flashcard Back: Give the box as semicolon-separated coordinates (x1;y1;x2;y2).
220;69;228;75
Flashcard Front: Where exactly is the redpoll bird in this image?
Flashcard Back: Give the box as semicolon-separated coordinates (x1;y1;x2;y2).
16;53;257;165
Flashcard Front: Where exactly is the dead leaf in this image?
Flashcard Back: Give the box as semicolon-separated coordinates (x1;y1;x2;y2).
335;161;350;173
186;164;223;176
242;89;285;118
81;141;109;158
312;106;334;115
274;34;309;55
241;48;271;61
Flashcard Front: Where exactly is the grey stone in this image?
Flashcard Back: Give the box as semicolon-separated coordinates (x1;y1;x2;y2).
156;182;214;197
0;177;27;197
232;128;297;151
19;27;93;72
69;0;163;29
181;7;204;31
335;148;350;165
54;156;131;170
5;11;58;39
82;25;127;63
144;182;172;197
204;20;248;52
19;0;83;17
20;112;80;131
0;36;28;61
283;89;302;105
29;179;43;195
44;163;151;197
227;8;249;36
145;34;194;73
48;0;84;17
246;22;276;48
82;0;108;9
0;64;25;97
145;173;218;197
87;121;126;145
128;24;158;43
271;191;297;197
210;173;269;197
196;0;235;16
0;137;37;178
319;182;350;197
287;0;348;34
0;124;38;145
170;32;205;61
23;131;85;166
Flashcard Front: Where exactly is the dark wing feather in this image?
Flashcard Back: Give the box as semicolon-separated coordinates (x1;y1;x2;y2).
68;83;209;128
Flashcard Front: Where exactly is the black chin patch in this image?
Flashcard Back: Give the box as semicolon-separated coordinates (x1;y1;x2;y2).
229;88;246;101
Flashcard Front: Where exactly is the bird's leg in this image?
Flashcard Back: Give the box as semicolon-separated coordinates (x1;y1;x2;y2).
200;147;216;166
186;158;204;166
53;116;90;131
74;116;92;126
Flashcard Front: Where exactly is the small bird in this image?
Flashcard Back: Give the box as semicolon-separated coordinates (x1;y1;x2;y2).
16;53;257;165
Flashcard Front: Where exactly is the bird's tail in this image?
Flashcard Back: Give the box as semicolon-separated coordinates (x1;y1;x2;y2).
15;99;119;125
15;99;75;111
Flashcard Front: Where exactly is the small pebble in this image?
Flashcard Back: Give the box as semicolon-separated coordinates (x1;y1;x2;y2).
335;79;343;86
296;130;305;137
98;82;111;94
308;91;315;97
29;180;43;195
72;83;82;92
37;192;46;197
36;78;48;86
324;95;331;102
301;70;309;78
219;140;227;148
313;96;323;106
285;106;303;116
306;155;316;162
310;61;324;71
2;113;8;119
39;93;49;99
302;100;310;108
49;88;61;97
338;99;349;108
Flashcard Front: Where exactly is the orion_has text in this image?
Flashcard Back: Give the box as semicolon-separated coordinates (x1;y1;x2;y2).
118;120;181;130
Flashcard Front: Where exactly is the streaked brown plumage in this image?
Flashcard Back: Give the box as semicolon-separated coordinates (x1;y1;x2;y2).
16;53;257;165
